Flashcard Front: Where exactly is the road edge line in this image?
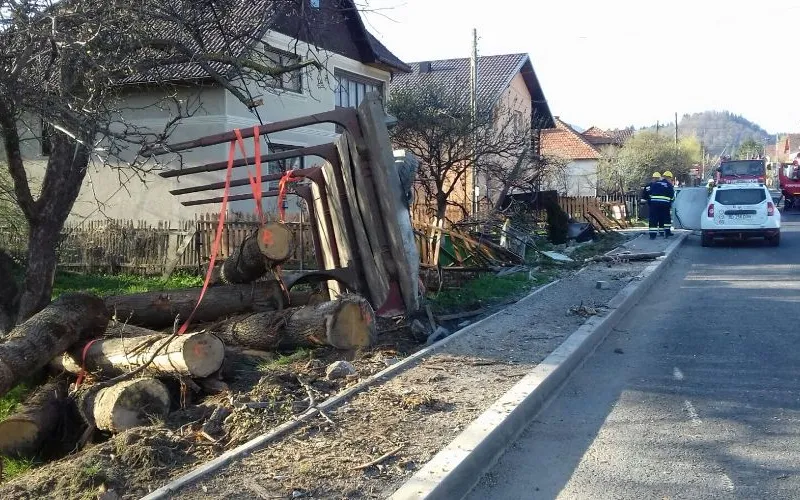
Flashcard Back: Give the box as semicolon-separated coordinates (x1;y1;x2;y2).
389;233;687;500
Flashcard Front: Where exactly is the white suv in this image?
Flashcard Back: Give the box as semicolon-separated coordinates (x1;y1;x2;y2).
701;183;781;247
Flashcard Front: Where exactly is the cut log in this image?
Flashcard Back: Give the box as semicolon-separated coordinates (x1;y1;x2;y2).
53;332;224;379
221;223;293;284
81;378;171;432
105;281;285;329
0;293;109;397
0;378;68;457
211;294;376;351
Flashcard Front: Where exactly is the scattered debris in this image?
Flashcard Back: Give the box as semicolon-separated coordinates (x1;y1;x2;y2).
585;251;664;264
613;348;624;354
596;281;610;290
569;303;600;317
425;327;451;346
325;361;357;380
541;251;574;263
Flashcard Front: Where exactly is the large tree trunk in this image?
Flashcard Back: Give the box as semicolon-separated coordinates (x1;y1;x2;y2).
0;250;19;334
0;378;68;457
211;294;376;351
15;134;91;322
80;378;171;432
0;293;109;397
53;332;225;379
105;281;286;329
220;223;293;284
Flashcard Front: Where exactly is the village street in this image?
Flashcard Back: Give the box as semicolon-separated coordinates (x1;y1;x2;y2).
469;212;800;500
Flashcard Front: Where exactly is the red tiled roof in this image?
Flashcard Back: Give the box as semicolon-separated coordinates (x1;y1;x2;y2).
540;117;601;160
581;126;633;147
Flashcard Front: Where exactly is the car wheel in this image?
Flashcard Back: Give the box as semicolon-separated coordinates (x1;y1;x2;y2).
768;233;780;247
701;231;713;247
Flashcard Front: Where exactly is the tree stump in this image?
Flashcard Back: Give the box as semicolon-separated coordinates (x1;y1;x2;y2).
81;378;170;432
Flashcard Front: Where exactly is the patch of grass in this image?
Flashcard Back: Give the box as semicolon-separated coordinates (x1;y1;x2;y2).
51;272;203;299
428;272;541;314
0;383;32;421
259;348;315;370
1;456;34;481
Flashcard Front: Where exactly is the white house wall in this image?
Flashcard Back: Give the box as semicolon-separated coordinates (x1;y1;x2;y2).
20;31;396;224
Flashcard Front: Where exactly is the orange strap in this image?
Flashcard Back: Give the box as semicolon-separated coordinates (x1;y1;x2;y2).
74;338;100;387
177;138;237;335
233;127;265;224
277;170;301;223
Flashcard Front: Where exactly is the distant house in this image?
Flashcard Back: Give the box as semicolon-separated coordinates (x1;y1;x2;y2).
389;53;554;218
23;0;410;223
581;126;634;149
540;117;603;196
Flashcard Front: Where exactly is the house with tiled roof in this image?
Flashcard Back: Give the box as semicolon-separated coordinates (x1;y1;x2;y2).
581;126;634;148
540;117;602;196
389;53;554;217
25;0;411;222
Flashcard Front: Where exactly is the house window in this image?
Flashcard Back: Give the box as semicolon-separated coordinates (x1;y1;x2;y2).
41;119;53;156
334;71;383;109
267;144;304;209
262;49;303;93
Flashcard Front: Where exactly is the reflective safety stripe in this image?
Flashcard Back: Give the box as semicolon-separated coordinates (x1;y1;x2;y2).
664;224;672;228
651;195;672;201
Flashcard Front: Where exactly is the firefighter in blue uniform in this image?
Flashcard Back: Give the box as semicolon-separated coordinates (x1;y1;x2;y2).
641;171;674;239
661;171;676;237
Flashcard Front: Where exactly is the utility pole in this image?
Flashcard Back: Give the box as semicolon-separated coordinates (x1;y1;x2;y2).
470;28;479;216
656;120;660;135
674;112;678;146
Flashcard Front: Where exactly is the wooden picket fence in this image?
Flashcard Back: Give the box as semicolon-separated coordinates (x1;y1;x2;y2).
1;213;317;276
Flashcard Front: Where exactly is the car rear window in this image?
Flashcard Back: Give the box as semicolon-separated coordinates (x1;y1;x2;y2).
715;189;766;205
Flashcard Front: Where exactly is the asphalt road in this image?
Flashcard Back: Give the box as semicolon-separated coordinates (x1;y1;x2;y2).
467;212;800;500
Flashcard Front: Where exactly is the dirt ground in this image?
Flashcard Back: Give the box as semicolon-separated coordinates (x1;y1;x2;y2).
0;233;672;500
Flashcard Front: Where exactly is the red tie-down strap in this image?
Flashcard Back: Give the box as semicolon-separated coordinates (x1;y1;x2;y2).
176;138;238;335
233;126;266;224
276;169;301;223
74;338;100;387
271;170;303;300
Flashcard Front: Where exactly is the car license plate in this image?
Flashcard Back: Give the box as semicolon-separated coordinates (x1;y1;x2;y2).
730;214;752;220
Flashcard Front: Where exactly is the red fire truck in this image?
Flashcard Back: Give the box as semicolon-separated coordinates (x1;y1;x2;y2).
779;153;800;210
714;158;767;185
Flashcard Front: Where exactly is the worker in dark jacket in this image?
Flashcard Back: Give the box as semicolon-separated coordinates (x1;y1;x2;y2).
661;171;676;237
641;171;674;239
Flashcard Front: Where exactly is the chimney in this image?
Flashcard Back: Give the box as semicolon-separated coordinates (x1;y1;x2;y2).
419;61;432;73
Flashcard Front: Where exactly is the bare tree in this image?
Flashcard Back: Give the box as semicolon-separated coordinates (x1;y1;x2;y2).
0;0;344;327
387;81;534;223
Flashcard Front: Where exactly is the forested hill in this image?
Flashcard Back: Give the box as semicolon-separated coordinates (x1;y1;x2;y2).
641;111;771;156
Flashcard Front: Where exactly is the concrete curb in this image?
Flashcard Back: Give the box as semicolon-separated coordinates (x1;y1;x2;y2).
389;233;687;500
140;279;564;500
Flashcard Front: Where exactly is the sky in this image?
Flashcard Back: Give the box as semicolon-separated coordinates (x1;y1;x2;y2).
361;0;800;133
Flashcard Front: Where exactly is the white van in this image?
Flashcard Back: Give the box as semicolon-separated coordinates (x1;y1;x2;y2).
701;183;781;247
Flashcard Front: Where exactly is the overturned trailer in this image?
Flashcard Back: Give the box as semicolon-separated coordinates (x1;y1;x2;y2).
142;94;420;317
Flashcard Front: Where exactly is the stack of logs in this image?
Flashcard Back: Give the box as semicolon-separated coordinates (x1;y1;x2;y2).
0;223;376;460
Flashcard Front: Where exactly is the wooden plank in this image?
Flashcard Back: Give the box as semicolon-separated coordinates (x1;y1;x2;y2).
334;134;390;306
162;228;197;280
357;95;420;313
309;181;342;296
